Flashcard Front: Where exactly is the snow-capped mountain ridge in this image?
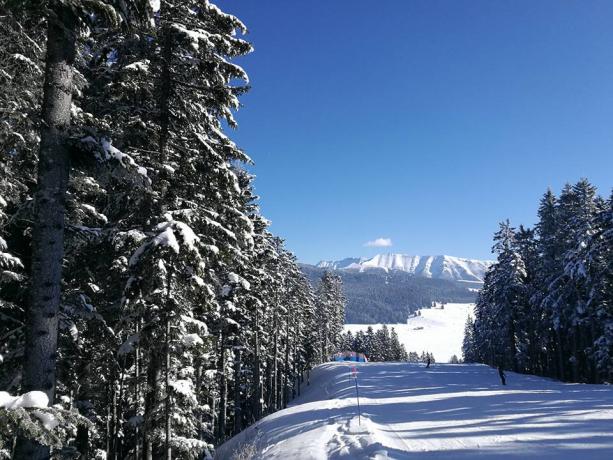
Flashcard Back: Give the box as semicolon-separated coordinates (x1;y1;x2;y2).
316;257;366;269
316;253;493;282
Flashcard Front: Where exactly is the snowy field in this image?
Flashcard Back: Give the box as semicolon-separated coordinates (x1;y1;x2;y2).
216;362;613;459
345;303;474;362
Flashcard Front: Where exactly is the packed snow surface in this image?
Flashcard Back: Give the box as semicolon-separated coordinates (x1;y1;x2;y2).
345;303;474;363
216;362;613;459
316;254;493;282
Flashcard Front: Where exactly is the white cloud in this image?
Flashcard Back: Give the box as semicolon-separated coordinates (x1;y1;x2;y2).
364;237;393;248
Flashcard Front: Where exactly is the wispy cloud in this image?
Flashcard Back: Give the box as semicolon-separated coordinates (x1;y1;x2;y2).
364;237;393;248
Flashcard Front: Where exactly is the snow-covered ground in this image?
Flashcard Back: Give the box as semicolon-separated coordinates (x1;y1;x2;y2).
216;362;613;459
345;303;474;362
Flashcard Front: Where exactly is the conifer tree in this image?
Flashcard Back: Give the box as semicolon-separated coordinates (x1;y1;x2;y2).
462;316;477;363
0;1;335;457
471;180;612;384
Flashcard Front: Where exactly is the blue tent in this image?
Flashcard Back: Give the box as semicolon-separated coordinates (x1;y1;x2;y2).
332;351;368;362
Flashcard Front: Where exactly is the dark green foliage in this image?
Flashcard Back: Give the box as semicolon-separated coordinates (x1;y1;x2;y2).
471;180;613;384
0;406;92;453
0;2;348;457
340;325;408;362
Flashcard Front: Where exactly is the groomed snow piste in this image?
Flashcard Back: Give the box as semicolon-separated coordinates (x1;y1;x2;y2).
216;362;613;459
345;302;474;362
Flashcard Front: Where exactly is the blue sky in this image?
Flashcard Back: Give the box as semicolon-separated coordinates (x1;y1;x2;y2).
217;0;613;264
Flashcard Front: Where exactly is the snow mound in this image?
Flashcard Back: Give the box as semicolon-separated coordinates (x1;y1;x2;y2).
327;416;392;459
0;390;49;409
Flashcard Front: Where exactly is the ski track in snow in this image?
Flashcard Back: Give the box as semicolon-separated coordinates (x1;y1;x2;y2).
216;362;613;459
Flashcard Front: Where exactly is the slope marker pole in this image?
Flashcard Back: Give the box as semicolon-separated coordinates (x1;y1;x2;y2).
351;365;361;425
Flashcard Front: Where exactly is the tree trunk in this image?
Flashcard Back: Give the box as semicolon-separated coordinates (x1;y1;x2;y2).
210;394;216;442
556;329;565;380
75;424;89;459
111;376;118;460
143;347;162;460
217;341;227;443
158;21;173;155
284;312;290;408
164;315;172;460
194;360;204;441
14;4;76;459
164;264;174;460
233;348;242;435
571;328;579;382
272;303;279;412
292;320;299;400
75;348;91;458
277;366;283;410
252;308;263;422
509;304;518;372
106;398;112;455
135;320;142;460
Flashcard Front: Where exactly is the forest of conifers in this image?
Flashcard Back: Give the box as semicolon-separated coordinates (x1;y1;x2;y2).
0;2;347;458
463;180;613;384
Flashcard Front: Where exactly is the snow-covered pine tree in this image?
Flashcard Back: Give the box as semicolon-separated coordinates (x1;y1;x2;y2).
389;328;408;361
542;180;600;381
239;215;276;425
337;328;408;362
0;3;147;458
363;326;376;361
0;7;148;456
565;187;613;382
488;220;528;371
0;8;44;393
289;270;317;399
461;316;477;363
472;270;495;365
375;325;392;361
583;191;613;382
79;2;254;456
472;181;612;384
514;225;539;372
340;331;354;353
2;2;331;457
352;331;365;355
315;271;345;361
533;188;565;379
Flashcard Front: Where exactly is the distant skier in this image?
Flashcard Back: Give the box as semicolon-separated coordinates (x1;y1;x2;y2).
498;364;506;385
426;356;431;368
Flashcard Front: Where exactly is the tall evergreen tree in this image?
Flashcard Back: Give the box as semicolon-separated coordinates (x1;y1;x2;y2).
472;181;612;384
0;2;338;458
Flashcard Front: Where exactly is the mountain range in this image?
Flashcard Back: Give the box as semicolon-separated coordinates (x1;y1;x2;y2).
316;253;493;283
301;253;493;323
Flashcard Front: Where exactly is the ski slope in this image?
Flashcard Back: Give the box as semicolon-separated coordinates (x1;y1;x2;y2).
345;303;474;362
216;362;613;459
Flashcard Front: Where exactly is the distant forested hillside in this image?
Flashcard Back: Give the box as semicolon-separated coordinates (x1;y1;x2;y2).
301;265;477;323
